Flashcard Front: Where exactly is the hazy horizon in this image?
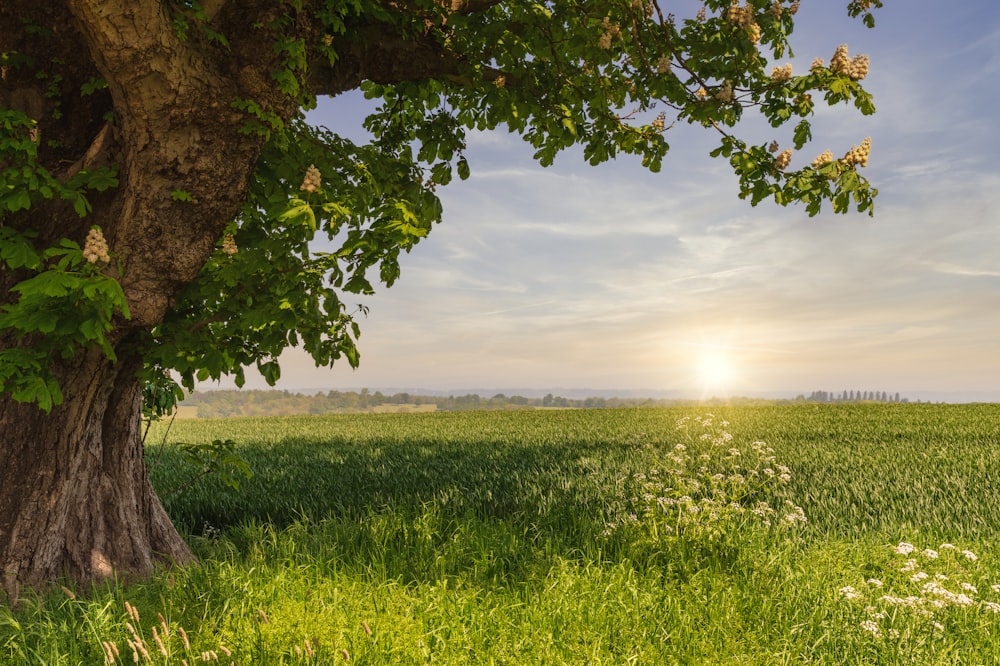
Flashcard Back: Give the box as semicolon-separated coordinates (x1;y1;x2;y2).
200;1;1000;404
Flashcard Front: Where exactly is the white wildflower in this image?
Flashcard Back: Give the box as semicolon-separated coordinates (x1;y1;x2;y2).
840;585;862;601
894;542;916;555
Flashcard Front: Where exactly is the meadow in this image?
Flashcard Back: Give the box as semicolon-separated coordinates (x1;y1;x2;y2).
3;403;1000;664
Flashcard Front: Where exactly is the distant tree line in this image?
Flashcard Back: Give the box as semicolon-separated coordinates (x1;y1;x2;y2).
177;389;685;418
175;389;921;418
797;390;908;403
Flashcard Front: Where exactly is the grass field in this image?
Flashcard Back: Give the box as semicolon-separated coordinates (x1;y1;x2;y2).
3;404;1000;664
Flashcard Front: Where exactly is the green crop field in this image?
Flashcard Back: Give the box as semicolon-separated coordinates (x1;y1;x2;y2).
4;404;1000;664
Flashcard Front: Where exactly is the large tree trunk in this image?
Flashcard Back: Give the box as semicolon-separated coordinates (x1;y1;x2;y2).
0;0;283;597
0;345;194;600
1;0;461;595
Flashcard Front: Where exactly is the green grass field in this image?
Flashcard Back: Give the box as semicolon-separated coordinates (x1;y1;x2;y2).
4;404;1000;664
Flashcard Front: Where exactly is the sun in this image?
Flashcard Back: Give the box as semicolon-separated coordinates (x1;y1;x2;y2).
696;348;735;395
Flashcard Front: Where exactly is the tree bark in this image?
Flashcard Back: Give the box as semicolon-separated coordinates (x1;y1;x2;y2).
0;345;194;600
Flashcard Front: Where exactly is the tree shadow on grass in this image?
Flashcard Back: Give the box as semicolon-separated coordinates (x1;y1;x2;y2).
149;430;654;582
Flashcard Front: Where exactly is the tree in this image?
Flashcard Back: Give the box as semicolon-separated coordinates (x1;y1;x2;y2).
0;0;881;594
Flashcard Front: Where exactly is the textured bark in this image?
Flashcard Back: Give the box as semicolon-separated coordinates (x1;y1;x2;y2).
0;347;194;600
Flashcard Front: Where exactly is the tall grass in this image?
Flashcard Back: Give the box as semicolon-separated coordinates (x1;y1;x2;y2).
3;404;1000;664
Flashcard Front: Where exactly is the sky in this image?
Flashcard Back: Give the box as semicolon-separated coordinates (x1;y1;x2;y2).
220;1;1000;401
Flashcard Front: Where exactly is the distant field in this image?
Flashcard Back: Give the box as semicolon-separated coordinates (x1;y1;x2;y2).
371;403;438;414
5;404;1000;664
148;403;1000;539
171;405;199;419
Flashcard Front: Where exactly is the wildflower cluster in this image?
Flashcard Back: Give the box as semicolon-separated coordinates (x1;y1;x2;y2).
829;44;870;80
603;415;805;546
839;542;1000;642
598;16;621;49
843;136;871;167
299;164;321;193
221;234;238;256
725;2;761;44
83;226;110;264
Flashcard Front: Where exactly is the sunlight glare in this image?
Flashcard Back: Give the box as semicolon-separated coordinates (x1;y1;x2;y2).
697;348;735;395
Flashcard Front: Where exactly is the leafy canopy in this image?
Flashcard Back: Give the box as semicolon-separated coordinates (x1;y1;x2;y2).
0;0;881;413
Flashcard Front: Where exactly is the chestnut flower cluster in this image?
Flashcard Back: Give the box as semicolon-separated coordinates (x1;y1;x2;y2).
221;234;238;255
771;63;793;82
766;0;800;19
830;44;870;80
83;226;110;264
774;148;792;171
598;16;621;49
812;150;834;169
843;137;871;168
630;0;653;18
715;81;734;103
725;2;761;44
300;164;321;193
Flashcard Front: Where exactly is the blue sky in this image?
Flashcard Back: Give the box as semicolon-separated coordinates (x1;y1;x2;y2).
233;1;1000;400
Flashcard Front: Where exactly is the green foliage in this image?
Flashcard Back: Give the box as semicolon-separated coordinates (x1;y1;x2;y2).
145;119;441;397
1;109;119;217
2;2;883;413
0;230;129;412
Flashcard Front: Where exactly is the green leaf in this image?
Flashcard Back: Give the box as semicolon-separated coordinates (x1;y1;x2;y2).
278;199;317;231
71;193;91;217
